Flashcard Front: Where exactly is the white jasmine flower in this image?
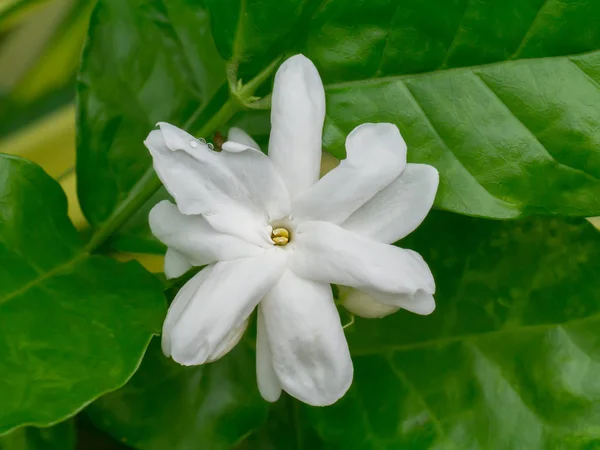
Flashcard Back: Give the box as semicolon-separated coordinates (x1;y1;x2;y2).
144;54;439;407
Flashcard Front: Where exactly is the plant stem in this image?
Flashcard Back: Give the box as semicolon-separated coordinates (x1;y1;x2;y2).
194;96;239;137
83;97;239;254
84;58;282;254
83;168;161;253
238;57;282;99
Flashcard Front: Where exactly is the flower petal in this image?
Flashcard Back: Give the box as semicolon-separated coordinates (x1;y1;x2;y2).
292;123;407;224
221;141;252;153
220;147;291;222
164;247;192;279
341;286;435;318
145;125;245;215
162;265;214;357
368;289;436;316
227;127;260;150
145;123;290;241
339;287;399;318
290;221;435;295
206;318;249;362
261;270;353;406
149;200;265;266
268;54;325;196
166;251;287;366
256;306;282;402
343;163;439;243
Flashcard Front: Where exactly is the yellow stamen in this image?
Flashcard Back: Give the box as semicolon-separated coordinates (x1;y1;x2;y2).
271;227;290;245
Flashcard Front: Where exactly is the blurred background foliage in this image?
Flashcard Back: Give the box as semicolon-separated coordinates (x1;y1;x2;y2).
0;0;163;272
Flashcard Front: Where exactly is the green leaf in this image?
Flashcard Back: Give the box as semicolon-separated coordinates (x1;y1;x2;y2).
0;154;166;434
203;0;311;65
322;51;600;219
0;421;75;450
236;399;324;450
78;0;600;255
87;338;269;450
272;211;600;449
202;0;600;219
77;0;226;228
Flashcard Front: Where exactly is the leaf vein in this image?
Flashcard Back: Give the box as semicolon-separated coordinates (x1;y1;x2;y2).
0;254;86;307
386;356;448;442
437;0;473;70
510;0;552;59
401;80;510;208
472;70;600;183
568;57;600;94
351;313;600;357
373;2;401;78
325;49;600;91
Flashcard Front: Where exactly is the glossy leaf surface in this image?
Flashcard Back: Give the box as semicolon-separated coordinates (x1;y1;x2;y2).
0;154;166;434
77;0;225;227
213;0;600;219
265;212;600;449
80;0;600;258
88;339;268;450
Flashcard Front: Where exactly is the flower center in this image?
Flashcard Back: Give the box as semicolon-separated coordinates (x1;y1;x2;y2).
271;227;290;246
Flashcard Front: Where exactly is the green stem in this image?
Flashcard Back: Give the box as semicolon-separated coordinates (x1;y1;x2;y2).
238;57;282;98
84;58;282;254
83;168;161;253
83;97;239;254
194;96;239;137
229;56;282;108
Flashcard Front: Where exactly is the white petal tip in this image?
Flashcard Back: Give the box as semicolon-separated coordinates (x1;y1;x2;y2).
169;339;209;366
410;291;436;316
416;162;440;181
148;200;176;235
259;387;282;403
341;288;400;319
277;53;322;83
283;53;311;65
160;336;171;358
221;141;253;153
346;122;403;147
171;353;207;367
295;369;353;407
144;129;165;149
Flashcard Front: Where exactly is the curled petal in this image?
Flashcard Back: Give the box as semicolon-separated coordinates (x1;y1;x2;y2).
164;247;192;279
343;163;439;243
368;289;436;316
206;319;249;363
162;265;214;358
149;201;265;267
224;127;261;152
293;123;406;224
340;286;435;318
340;287;399;318
145;123;290;244
290;221;435;296
163;251;287;366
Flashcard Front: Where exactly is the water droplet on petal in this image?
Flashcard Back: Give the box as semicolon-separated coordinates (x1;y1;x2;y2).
189;140;198;148
207;143;215;150
198;138;207;145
